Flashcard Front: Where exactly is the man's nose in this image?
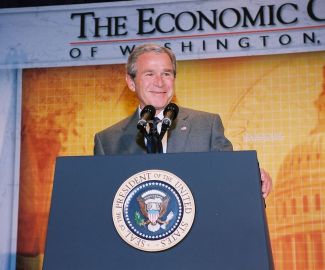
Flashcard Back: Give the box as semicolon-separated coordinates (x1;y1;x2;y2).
153;75;163;86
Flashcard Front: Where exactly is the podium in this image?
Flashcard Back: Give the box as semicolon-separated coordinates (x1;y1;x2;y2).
43;151;274;270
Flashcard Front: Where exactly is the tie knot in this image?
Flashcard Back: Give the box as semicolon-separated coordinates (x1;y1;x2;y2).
153;117;160;128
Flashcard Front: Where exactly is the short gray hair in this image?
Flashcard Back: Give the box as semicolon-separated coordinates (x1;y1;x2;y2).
126;43;177;79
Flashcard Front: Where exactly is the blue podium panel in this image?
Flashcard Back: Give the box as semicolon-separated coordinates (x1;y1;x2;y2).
43;151;274;270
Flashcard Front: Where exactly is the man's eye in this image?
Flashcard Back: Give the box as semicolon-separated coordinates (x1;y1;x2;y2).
145;73;153;76
163;72;172;77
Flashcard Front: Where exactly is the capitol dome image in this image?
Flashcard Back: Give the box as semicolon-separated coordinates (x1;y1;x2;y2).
271;66;325;270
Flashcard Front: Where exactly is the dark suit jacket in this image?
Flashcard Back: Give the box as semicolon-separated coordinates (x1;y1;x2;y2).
94;107;233;155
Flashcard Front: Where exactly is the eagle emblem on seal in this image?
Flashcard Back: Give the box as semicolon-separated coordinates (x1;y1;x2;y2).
136;189;174;232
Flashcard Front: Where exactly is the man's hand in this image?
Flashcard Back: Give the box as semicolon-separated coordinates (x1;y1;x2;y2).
260;168;272;198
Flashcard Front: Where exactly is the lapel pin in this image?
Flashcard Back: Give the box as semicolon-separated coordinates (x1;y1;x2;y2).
180;126;187;131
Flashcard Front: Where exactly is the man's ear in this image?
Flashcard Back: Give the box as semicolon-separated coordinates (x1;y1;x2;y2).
126;75;135;92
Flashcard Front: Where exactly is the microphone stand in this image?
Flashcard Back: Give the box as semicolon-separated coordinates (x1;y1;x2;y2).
138;120;163;154
152;119;163;154
151;120;164;154
138;122;156;154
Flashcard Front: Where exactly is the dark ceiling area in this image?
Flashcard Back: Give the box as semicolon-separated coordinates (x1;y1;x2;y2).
0;0;132;9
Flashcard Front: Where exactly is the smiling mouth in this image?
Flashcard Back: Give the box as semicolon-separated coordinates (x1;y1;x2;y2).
150;91;166;94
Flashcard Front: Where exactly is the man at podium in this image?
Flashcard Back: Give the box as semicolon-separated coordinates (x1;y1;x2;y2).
93;43;272;198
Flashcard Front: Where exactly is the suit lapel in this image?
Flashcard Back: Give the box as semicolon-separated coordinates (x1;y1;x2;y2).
120;111;147;154
167;108;191;153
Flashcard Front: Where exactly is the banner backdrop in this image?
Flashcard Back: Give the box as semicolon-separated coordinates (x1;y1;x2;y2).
0;0;325;68
0;1;324;270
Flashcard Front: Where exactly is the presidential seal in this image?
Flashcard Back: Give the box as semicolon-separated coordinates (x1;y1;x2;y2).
112;170;195;252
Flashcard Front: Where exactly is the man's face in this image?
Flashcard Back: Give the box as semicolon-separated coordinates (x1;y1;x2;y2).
126;52;175;114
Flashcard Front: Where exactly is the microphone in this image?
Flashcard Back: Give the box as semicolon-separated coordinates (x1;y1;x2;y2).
160;103;179;140
137;105;156;130
162;103;179;127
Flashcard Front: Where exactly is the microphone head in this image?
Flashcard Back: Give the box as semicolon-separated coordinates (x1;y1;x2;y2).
137;105;156;131
140;105;156;119
163;103;179;120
